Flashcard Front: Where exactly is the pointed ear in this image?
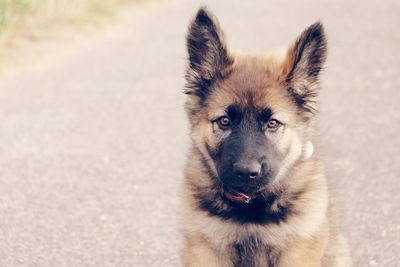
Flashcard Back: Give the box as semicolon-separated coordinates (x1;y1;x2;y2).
185;7;233;100
281;22;327;115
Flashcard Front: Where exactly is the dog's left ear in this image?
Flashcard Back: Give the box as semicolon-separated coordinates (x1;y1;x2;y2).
281;22;327;115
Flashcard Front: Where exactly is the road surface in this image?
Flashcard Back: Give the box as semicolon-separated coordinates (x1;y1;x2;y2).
0;0;399;266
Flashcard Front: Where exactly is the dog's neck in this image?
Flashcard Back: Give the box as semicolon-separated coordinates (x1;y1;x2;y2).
187;149;325;225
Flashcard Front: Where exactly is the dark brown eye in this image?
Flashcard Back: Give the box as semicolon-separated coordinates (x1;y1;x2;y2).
217;116;231;129
266;119;280;130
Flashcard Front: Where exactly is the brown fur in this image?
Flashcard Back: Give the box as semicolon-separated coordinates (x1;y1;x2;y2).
182;7;350;267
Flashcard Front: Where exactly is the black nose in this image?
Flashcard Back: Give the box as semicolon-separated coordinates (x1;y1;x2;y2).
233;161;261;180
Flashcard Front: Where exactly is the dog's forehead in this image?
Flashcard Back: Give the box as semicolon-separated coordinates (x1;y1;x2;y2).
206;54;297;119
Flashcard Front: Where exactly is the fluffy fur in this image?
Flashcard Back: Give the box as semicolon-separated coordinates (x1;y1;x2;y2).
182;7;350;267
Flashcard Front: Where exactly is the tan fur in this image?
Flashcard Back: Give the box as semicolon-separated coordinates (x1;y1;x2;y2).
182;7;349;267
183;153;349;266
183;233;228;267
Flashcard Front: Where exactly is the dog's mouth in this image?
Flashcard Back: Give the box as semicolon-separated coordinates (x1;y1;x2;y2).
222;186;257;204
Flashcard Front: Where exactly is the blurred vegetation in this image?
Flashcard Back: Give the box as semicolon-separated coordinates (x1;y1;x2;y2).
0;0;137;43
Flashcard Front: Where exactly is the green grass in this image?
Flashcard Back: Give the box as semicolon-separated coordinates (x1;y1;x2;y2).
0;0;29;38
0;0;132;43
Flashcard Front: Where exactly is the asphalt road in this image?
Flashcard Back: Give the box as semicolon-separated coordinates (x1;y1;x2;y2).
0;0;399;266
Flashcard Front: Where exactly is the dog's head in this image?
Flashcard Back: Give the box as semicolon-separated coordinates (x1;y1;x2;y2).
185;8;327;195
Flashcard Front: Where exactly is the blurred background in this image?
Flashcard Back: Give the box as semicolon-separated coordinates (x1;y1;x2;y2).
0;0;399;266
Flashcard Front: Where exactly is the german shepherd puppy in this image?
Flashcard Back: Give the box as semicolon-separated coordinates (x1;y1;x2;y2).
182;7;350;267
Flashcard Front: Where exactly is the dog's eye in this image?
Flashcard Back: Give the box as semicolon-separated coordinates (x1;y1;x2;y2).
216;116;231;129
266;119;280;130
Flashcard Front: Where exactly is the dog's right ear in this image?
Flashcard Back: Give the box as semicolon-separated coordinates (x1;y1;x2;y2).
185;7;233;100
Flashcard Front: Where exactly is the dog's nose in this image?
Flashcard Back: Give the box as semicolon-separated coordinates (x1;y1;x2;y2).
233;161;261;180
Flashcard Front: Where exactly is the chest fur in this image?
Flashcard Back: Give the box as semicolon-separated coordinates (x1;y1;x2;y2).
231;236;281;267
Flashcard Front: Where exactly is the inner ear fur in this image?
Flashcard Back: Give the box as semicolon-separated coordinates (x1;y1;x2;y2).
185;7;233;100
281;22;327;115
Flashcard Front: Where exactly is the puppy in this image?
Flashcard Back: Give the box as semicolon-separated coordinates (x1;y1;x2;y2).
181;7;350;267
